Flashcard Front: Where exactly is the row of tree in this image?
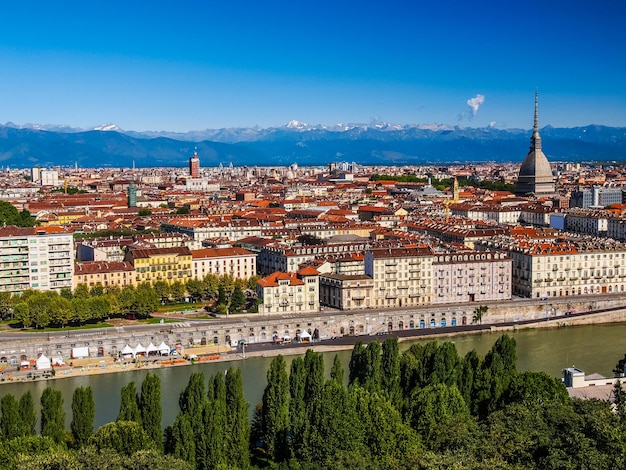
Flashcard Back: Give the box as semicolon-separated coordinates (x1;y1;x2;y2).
3;273;260;328
2;336;626;468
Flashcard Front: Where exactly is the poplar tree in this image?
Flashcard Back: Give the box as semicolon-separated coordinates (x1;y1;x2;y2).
40;387;65;444
348;340;366;386
330;354;344;385
261;355;290;461
381;337;401;407
139;373;162;451
289;356;308;459
0;393;20;440
117;381;141;423
225;367;250;469
363;340;382;393
71;386;95;448
18;391;36;436
179;372;206;426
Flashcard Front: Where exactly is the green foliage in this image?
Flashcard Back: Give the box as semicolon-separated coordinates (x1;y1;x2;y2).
117;382;141;423
0;200;36;227
71;386;95;448
18;391;37;437
261;355;290;461
225;367;250;469
93;420;155;456
40;387;65;444
229;286;246;314
0;393;20;440
139;373;162;451
0;435;60;469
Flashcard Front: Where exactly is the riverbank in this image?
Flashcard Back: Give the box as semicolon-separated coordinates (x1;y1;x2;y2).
2;308;625;386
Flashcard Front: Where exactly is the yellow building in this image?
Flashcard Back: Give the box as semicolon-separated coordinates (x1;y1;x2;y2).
124;246;193;285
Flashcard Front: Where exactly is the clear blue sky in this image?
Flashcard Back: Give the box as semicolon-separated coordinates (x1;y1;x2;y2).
1;0;625;132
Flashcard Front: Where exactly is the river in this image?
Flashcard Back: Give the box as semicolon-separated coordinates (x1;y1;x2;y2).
1;323;625;430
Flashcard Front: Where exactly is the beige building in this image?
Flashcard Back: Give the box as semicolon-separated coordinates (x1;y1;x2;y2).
74;261;136;289
191;247;257;280
364;247;434;308
257;267;320;315
124;246;193;285
482;235;626;299
319;273;374;310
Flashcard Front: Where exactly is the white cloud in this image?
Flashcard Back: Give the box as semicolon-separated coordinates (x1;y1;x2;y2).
466;94;485;116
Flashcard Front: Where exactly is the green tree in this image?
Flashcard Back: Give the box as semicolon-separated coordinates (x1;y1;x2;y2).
139;373;162;451
153;280;171;304
133;283;159;318
18;391;37;436
40;387;65;444
164;414;196;465
381;337;402;407
200;372;227;469
330;354;344;385
261;355;290;461
363;340;382;393
170;281;186;303
73;283;91;300
224;367;250;469
0;292;15;320
93;420;155;456
138;208;152;217
71;386;95;448
13;302;31;327
229;286;246;314
472;305;489;325
0;200;36;227
348;340;366;386
0;393;20;440
288;356;308;459
185;279;204;303
118;381;141;423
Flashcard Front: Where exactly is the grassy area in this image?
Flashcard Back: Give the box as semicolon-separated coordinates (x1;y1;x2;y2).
139;317;181;324
156;302;204;313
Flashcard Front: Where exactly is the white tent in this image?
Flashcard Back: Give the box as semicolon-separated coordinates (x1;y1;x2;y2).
36;354;51;370
157;341;170;356
146;342;158;356
51;357;65;366
121;344;134;359
133;343;146;357
299;330;312;342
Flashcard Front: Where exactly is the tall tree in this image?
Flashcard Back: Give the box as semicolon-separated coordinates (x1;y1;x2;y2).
40;387;65;444
330;354;344;385
363;340;382;393
261;355;290;461
348;340;366;386
381;337;401;406
18;391;36;436
289;357;308;459
93;420;155;456
71;386;95;448
225;368;250;469
0;393;20;440
117;382;141;423
139;373;162;451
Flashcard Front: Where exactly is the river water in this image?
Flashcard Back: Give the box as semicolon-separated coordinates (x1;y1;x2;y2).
1;323;625;430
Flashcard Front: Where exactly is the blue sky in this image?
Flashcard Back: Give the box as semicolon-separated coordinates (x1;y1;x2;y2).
1;0;625;132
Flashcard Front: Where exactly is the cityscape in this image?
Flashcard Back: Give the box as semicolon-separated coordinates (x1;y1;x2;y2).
2;1;626;468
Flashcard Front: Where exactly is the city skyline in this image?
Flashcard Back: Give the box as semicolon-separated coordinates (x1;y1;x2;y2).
1;1;625;132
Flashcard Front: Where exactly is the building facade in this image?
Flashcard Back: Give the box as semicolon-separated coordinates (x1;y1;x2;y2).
0;226;73;294
124;246;193;285
191;247;257;280
257;268;320;315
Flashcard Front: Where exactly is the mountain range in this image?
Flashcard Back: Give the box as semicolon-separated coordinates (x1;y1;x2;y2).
1;121;625;168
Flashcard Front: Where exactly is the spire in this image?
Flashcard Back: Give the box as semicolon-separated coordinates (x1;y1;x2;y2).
530;90;542;150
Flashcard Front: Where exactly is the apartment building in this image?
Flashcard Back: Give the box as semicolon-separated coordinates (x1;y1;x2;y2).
0;226;73;294
74;261;136;289
319;273;374;310
161;219;264;243
124;246;193;285
482;235;626;298
257;267;320;315
364;246;434;308
191;247;257;280
431;251;511;304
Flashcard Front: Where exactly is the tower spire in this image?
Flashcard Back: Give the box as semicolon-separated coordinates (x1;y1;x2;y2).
530;90;542;150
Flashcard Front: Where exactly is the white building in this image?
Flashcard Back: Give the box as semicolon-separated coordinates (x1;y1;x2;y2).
191;247;257;280
257;267;320;315
0;226;74;294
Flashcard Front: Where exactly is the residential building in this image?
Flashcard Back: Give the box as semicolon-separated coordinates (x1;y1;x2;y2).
319;273;374;310
257;267;320;315
0;226;73;294
74;261;136;289
191;247;257;280
124;246;193;285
